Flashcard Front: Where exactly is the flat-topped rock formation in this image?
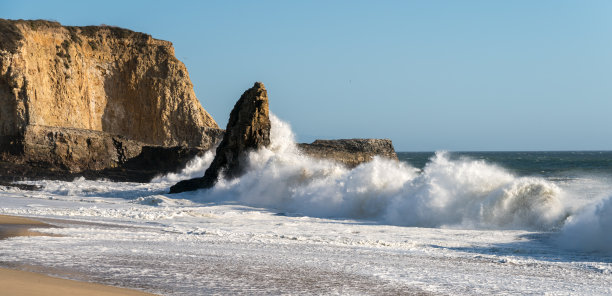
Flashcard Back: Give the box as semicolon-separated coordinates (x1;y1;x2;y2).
298;139;398;168
170;82;270;193
0;19;223;176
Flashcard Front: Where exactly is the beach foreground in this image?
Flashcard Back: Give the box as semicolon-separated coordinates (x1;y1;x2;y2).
1;142;612;294
0;267;155;296
0;215;156;296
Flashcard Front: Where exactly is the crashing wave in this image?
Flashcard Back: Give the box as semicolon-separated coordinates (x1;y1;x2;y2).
161;114;570;230
557;194;612;254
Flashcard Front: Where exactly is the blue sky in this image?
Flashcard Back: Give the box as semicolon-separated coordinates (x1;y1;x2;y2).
3;0;612;151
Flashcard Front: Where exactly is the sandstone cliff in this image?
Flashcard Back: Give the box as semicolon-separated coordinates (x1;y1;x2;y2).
170;82;270;193
0;19;222;173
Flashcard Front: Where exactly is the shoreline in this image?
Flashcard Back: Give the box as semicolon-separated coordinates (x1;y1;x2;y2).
0;215;158;296
0;214;56;240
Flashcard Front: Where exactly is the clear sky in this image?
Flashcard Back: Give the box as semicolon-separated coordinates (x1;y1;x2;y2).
3;0;611;151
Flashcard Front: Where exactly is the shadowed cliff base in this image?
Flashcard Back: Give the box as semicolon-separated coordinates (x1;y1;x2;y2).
0;144;216;185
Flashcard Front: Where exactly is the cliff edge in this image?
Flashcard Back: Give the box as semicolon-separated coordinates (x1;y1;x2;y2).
0;19;222;174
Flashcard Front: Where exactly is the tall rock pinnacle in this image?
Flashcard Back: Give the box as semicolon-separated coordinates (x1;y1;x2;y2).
170;82;271;193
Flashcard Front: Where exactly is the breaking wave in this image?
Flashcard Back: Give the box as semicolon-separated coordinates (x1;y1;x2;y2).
166;114;572;230
557;194;612;254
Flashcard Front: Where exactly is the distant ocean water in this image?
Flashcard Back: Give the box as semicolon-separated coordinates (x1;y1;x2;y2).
398;151;612;178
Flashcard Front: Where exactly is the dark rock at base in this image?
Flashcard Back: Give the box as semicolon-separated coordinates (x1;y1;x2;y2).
0;180;42;191
0;145;211;185
0;124;223;173
297;139;398;168
0;124;224;184
170;82;271;193
124;146;208;173
167;176;206;193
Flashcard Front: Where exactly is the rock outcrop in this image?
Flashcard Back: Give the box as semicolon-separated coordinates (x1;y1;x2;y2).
0;19;223;176
170;82;270;193
298;139;398;168
0;145;207;184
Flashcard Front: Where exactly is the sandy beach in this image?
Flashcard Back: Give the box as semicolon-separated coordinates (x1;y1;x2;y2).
0;215;157;296
0;215;55;239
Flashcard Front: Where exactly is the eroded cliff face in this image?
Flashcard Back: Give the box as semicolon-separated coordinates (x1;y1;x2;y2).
0;19;222;174
0;19;218;148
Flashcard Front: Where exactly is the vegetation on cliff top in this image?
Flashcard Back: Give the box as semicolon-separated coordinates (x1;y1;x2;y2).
0;19;157;53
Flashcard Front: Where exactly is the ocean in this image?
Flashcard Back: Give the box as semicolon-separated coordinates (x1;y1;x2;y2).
399;151;612;178
0;115;611;295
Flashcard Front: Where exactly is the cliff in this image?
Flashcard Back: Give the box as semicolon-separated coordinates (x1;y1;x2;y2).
0;19;222;174
298;139;398;168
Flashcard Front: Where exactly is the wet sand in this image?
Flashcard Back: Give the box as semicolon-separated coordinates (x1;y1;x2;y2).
0;215;55;239
0;267;156;296
0;215;157;296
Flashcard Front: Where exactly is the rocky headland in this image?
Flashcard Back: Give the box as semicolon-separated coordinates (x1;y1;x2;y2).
0;19;222;182
0;19;398;188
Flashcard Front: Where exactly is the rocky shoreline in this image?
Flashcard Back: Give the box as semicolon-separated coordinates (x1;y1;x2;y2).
0;145;207;185
1;19;399;190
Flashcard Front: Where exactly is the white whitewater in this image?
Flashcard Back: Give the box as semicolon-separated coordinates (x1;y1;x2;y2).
0;114;610;295
161;114;598;233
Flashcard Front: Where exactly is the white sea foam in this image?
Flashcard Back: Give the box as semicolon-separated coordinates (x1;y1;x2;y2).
558;194;612;254
385;155;567;229
11;115;605;233
151;150;215;183
17;177;169;200
1;115;612;294
163;114;571;230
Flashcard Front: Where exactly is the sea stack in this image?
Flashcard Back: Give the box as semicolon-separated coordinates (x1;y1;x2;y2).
0;19;222;175
170;82;271;193
297;139;398;168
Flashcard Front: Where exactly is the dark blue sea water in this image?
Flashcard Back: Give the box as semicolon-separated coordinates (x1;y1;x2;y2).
398;151;612;178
